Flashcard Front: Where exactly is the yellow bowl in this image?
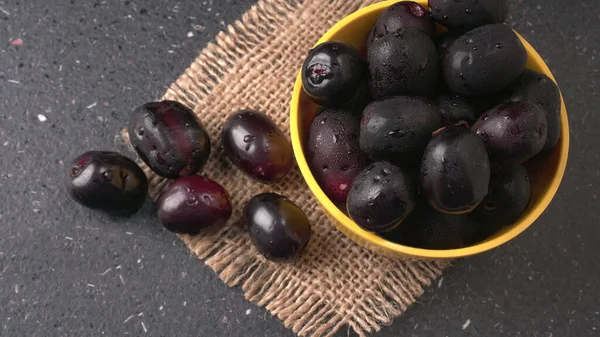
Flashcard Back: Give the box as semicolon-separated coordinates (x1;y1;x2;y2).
290;0;569;259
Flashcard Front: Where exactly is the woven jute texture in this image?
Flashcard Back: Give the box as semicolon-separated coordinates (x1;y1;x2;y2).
141;0;450;336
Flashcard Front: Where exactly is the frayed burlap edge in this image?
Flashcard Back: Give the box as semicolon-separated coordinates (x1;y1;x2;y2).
132;1;450;336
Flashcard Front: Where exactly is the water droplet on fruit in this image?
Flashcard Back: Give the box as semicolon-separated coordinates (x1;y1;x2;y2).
495;43;503;49
472;46;478;51
373;177;380;183
322;165;328;171
331;44;339;51
269;240;274;244
466;9;472;14
245;144;251;151
460;73;466;80
339;183;348;191
333;134;339;143
442;15;448;20
466;38;474;44
368;202;374;207
388;129;408;138
138;128;145;136
381;168;389;176
366;217;371;223
384;179;390;184
320;118;326;124
243;135;255;143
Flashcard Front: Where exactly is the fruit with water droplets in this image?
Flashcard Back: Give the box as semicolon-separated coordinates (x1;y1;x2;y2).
222;110;293;183
360;96;441;164
128;100;211;179
368;1;436;49
301;41;366;108
442;24;527;96
472;102;547;164
499;69;562;152
347;162;416;233
67;151;148;215
307;108;370;205
436;95;476;125
368;27;438;99
429;0;509;32
421;123;490;214
157;175;232;234
473;164;531;231
245;193;311;260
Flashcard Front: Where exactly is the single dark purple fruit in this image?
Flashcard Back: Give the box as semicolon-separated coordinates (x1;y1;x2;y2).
245;193;311;260
499;69;562;152
67;151;148;215
442;24;527;96
368;1;436;49
347;162;416;233
301;41;366;108
156;175;232;235
472;102;547;164
368;27;438;99
421;123;490;214
222;110;293;183
307;108;370;205
436;95;476;125
128;100;211;179
473;164;532;230
382;204;474;250
360;96;441;164
429;0;509;32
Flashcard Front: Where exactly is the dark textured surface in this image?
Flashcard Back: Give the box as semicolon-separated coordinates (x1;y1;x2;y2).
1;0;599;336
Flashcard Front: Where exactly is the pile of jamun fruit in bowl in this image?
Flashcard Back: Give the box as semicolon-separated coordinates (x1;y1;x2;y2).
292;0;568;257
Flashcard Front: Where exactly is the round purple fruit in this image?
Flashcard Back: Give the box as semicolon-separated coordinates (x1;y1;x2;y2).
307;108;370;205
128;100;211;179
245;193;311;261
368;1;436;48
222;110;293;183
67;151;148;215
472;102;547;164
301;41;366;108
421;123;490;214
157;175;232;235
347;162;416;233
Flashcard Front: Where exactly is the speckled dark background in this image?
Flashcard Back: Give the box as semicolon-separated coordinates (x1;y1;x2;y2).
1;0;599;336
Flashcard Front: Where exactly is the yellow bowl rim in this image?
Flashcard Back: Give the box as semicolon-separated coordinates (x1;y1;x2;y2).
290;1;570;259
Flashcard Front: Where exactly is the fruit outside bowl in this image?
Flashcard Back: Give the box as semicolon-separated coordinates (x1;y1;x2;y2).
289;0;569;259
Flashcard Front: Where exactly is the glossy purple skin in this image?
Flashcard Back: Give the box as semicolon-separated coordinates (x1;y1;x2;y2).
245;193;311;260
307;108;370;206
222;110;293;183
421;124;491;214
368;1;436;49
473;164;531;228
67;151;148;215
436;95;476;125
359;96;441;164
301;41;366;108
500;69;562;152
442;24;527;96
156;175;232;234
368;27;438;99
128;100;211;179
347;162;416;233
429;0;509;32
472;102;547;164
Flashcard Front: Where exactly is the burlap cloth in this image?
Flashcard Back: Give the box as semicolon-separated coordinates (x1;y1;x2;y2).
139;0;450;336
